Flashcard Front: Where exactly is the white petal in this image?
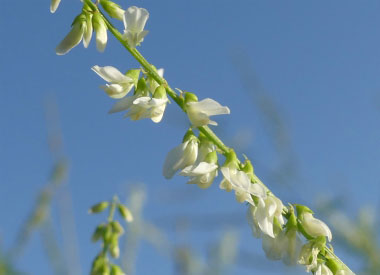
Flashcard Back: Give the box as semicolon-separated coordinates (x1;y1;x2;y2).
109;95;136;113
83;13;93;48
250;183;266;199
124;6;149;32
302;213;332;242
56;22;85;55
50;0;61;13
163;143;187;179
190;98;230;116
92;65;131;84
180;162;217;177
163;140;197;179
96;23;108;52
101;84;128;99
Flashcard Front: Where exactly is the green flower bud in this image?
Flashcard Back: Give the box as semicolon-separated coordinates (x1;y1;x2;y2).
110;265;125;275
92;12;108;52
153;85;167;99
184;92;198;104
91;254;108;275
103;224;113;244
117;204;133;222
109;237;120;258
100;0;125;21
89;201;109;214
92;223;106;242
125;69;141;88
110;220;124;236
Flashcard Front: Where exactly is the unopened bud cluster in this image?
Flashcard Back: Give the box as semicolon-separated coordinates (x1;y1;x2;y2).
89;196;133;275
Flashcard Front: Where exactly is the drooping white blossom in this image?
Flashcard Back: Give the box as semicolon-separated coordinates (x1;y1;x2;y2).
186;98;230;127
298;242;320;272
92;13;108;52
50;0;61;13
220;166;266;204
180;161;218;189
249;195;285;238
163;134;198;179
56;14;87;55
301;212;332;242
92;65;135;98
83;12;93;48
123;6;149;48
109;95;168;122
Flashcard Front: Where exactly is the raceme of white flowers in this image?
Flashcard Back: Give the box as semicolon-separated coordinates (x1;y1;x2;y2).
52;1;355;274
56;4;149;55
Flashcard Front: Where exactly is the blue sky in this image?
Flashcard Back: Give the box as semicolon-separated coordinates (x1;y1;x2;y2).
1;0;379;274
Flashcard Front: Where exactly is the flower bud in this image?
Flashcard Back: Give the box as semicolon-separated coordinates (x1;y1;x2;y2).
50;0;61;13
92;223;106;242
110;265;126;275
117;204;133;222
56;14;86;55
83;11;93;48
89;201;109;214
110;220;124;236
103;224;113;244
184;92;198;104
100;0;125;21
92;12;108;52
109;236;120;258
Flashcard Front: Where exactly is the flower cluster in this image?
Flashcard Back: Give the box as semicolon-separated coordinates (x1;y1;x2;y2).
89;197;133;275
55;3;148;55
52;1;355;274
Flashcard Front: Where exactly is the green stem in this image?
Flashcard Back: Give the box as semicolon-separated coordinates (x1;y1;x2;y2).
82;1;354;273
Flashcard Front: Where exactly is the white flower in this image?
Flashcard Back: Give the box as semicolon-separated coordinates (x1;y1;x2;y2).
109;95;168;122
122;6;149;48
260;215;301;265
281;229;302;266
315;263;333;275
180;162;218;189
186;98;230;127
249;195;285;238
220;166;266;204
92;13;108;52
92;65;135;98
83;12;93;48
262;233;284;261
301;212;332;242
56;14;87;55
50;0;61;13
163;137;198;179
298;242;320;272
